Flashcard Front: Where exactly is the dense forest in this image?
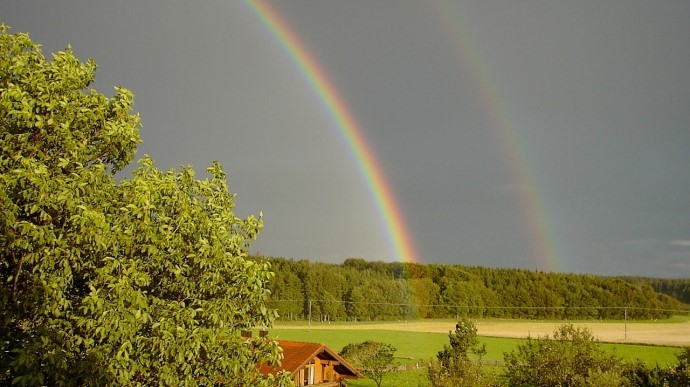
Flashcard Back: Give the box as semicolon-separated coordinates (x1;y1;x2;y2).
253;256;687;322
623;276;690;304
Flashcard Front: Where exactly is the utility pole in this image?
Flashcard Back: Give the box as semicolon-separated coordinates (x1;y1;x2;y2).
308;299;312;327
624;307;627;340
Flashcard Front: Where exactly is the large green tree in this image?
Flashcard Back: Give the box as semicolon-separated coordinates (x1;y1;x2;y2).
0;26;290;386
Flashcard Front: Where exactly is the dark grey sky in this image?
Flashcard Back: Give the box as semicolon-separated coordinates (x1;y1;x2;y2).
5;1;690;277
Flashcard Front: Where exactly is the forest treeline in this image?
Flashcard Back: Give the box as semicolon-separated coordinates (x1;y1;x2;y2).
622;276;690;304
253;256;687;321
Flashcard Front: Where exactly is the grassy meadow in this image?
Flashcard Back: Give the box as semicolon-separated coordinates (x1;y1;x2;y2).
269;327;682;366
268;318;688;385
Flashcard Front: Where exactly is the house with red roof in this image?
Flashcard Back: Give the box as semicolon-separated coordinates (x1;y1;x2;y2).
258;340;362;386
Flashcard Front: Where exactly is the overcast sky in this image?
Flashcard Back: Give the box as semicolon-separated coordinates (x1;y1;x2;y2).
5;1;690;277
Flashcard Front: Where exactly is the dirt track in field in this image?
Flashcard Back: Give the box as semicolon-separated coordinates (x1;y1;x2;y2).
277;320;690;346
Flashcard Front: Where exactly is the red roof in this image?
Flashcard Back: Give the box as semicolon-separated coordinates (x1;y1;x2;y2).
258;340;361;379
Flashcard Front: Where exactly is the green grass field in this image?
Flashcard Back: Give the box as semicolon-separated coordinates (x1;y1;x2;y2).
347;368;427;387
270;328;682;366
269;319;687;386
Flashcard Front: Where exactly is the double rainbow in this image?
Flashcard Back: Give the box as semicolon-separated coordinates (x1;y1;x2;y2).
245;0;559;271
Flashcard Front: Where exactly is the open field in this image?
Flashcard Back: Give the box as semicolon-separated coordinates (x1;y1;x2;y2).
271;319;688;386
270;328;683;367
275;316;690;346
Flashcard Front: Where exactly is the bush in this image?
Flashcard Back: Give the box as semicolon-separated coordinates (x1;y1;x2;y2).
665;347;690;386
503;324;626;386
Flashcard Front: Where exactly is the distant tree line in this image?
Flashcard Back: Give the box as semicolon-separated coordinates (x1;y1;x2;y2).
254;256;686;321
622;277;690;305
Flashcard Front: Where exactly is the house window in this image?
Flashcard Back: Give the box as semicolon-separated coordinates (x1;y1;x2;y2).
297;361;316;386
301;363;315;385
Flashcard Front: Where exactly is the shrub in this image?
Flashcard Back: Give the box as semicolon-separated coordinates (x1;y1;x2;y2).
503;324;627;386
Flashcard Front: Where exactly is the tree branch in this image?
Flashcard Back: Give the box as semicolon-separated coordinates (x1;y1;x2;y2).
12;253;24;296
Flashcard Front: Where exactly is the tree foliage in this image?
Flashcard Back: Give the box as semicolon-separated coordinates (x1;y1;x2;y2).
340;341;396;387
665;347;690;386
503;324;626;387
262;257;684;322
0;26;290;386
428;319;498;387
623;276;690;305
503;327;690;386
436;318;486;364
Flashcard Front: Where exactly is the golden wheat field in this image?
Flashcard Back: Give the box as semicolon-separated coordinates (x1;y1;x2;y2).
278;318;690;346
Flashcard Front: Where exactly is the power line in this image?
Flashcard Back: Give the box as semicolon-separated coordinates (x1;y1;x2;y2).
268;298;689;315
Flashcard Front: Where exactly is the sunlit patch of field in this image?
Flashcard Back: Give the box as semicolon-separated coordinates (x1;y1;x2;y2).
275;316;690;346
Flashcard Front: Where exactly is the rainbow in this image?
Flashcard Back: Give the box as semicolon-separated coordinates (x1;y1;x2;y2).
432;1;560;272
244;0;420;263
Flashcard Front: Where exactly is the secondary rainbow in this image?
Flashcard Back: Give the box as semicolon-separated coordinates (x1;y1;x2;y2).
244;0;420;263
433;1;560;272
